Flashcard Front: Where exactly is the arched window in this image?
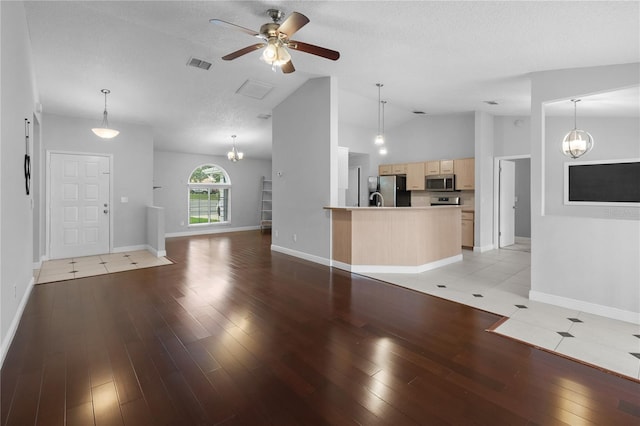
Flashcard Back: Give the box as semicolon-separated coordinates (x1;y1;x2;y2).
188;164;231;225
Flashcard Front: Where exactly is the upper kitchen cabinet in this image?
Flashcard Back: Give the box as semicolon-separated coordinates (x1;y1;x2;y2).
425;161;441;176
406;162;425;190
454;158;475;190
440;160;454;174
392;163;408;174
426;160;454;176
379;164;393;175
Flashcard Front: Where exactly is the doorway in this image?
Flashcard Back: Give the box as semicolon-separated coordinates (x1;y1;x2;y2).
346;166;361;207
47;152;112;259
495;155;531;251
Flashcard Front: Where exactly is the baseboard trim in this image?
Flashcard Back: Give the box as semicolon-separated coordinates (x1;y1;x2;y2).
112;244;148;253
166;226;260;238
146;245;167;258
332;254;463;274
475;244;495;253
270;245;331;267
1;276;35;368
529;290;640;325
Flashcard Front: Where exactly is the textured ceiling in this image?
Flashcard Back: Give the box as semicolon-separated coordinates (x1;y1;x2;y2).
24;1;640;159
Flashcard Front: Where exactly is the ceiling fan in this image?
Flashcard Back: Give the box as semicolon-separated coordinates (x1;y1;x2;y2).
210;9;340;74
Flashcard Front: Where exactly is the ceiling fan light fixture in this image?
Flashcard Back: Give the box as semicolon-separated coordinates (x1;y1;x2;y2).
261;38;291;67
91;89;119;139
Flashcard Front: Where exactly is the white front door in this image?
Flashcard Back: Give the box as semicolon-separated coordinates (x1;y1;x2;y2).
49;153;110;259
499;160;516;247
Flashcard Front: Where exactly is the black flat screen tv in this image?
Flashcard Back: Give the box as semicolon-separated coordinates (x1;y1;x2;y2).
565;160;640;205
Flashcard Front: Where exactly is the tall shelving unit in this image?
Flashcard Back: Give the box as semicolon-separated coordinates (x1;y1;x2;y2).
260;176;272;232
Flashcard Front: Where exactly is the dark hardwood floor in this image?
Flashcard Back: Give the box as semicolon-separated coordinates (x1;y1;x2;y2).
2;230;639;425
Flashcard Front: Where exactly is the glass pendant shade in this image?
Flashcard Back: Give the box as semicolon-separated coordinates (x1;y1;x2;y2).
562;129;594;159
562;99;593;159
261;39;291;66
378;146;388;155
374;134;385;145
91;89;119;139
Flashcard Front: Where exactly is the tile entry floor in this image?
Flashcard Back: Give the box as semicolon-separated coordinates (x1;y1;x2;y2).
35;250;173;284
362;248;640;381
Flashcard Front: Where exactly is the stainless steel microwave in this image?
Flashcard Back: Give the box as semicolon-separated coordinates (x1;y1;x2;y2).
425;174;456;191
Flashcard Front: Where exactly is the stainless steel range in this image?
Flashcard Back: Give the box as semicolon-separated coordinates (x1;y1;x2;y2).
430;196;461;206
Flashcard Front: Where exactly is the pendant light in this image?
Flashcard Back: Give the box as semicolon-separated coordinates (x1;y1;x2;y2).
91;89;120;139
378;100;387;155
374;83;385;146
227;135;244;162
562;99;593;159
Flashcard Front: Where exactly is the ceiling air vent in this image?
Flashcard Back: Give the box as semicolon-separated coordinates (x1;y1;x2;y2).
257;113;272;120
187;57;212;71
236;79;274;100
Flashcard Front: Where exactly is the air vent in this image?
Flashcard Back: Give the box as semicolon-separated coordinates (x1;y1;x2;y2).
483;100;499;105
187;57;212;71
236;79;274;100
257;113;272;120
413;110;427;115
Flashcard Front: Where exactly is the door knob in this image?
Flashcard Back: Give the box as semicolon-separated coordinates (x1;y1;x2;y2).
103;209;109;214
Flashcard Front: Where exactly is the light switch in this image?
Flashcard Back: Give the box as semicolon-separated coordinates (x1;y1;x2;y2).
121;196;128;203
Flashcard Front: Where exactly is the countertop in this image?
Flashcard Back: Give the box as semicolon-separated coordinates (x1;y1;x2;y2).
324;206;462;211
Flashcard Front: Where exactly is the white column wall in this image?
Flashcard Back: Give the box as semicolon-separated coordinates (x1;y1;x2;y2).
271;77;338;264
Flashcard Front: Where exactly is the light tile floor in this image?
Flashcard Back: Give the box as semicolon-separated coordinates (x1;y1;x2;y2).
362;246;640;381
35;250;173;284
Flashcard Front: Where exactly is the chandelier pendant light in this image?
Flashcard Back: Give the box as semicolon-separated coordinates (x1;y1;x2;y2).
91;89;120;139
562;99;593;159
374;83;385;147
227;135;244;162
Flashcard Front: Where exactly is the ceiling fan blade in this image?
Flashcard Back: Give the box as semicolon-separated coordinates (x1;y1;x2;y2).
281;60;295;74
289;41;340;61
209;19;260;38
277;12;309;38
221;43;266;60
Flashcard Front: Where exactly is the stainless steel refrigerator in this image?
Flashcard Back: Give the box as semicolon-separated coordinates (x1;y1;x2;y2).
369;175;411;207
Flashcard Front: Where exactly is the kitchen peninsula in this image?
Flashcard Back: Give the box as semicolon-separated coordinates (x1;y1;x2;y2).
325;206;462;273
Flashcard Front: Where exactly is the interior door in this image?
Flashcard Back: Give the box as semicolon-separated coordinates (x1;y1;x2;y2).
499;160;516;247
49;153;110;259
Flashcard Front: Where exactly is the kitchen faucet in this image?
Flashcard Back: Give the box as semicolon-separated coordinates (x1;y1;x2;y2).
369;191;384;207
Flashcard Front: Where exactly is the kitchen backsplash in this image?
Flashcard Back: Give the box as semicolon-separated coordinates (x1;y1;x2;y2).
411;191;475;209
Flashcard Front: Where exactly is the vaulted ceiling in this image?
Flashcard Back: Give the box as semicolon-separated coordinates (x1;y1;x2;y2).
24;1;640;159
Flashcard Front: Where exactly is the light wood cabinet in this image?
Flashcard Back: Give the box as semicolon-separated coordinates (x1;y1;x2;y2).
425;161;440;176
425;160;453;176
454;158;475;190
406;162;425;190
440;160;454;174
392;163;408;174
461;211;474;248
378;164;393;175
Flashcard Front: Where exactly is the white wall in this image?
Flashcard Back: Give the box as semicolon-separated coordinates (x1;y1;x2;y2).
271;77;337;263
385;113;475;163
494;116;531;157
153;150;271;235
42;113;154;251
0;1;39;363
530;62;640;323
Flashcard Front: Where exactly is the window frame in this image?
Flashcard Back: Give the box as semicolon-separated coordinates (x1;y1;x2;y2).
187;164;231;226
